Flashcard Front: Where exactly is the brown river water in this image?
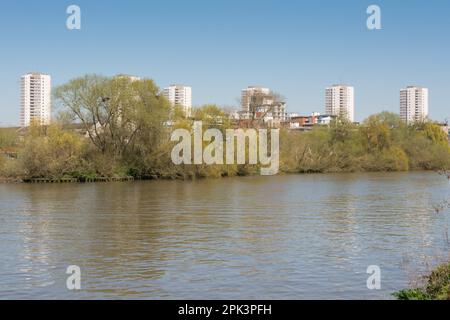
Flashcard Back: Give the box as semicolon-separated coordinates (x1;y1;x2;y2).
0;172;449;299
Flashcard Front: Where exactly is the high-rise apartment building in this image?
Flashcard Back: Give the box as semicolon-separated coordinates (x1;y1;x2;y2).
20;73;52;127
241;86;271;112
239;86;286;126
400;86;429;123
325;85;355;122
163;85;192;117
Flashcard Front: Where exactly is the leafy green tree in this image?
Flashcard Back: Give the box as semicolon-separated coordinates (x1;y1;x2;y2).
19;123;85;179
0;128;18;151
328;117;354;144
193;104;232;129
415;122;449;145
54;75;171;158
361;114;393;152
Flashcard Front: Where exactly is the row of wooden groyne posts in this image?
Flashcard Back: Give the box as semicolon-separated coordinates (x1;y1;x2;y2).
22;176;136;183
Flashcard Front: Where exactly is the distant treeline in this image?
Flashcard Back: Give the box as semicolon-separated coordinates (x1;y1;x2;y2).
280;112;450;173
1;75;449;181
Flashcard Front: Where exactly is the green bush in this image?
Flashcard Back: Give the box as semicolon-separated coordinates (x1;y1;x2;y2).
394;263;450;300
279;113;450;174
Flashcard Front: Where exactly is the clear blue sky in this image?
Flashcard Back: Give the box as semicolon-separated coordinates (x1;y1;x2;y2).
0;0;449;126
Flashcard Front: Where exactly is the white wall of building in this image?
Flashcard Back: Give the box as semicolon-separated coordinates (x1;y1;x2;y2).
400;86;428;123
241;86;271;112
325;85;354;122
20;73;51;127
163;85;192;117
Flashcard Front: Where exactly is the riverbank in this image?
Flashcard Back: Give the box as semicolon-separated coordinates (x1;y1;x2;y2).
394;262;450;300
0;168;446;184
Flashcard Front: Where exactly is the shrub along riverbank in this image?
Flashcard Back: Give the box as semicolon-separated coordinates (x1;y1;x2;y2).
1;75;450;182
394;263;450;300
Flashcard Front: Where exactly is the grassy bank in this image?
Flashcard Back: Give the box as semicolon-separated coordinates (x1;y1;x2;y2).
394;263;450;300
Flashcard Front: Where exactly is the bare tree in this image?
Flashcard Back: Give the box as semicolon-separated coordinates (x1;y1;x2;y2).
247;91;285;128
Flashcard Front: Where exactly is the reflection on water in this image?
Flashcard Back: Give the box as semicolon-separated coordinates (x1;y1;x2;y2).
0;172;448;299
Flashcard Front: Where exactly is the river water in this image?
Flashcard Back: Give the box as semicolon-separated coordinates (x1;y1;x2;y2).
0;172;449;299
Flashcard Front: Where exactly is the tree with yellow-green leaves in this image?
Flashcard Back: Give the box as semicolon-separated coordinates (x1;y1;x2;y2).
280;112;450;174
17;123;86;179
54;75;171;158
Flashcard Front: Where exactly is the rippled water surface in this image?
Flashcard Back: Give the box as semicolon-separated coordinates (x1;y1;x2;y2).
0;172;449;299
